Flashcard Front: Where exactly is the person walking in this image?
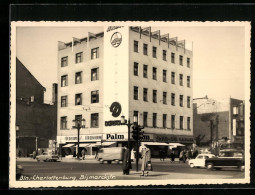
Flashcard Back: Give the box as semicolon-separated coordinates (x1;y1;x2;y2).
183;150;187;163
81;148;86;160
32;150;36;159
122;146;131;175
140;145;152;177
170;151;175;163
179;150;183;163
159;149;163;161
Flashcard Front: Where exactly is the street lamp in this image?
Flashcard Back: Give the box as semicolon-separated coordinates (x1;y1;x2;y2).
72;118;86;159
121;115;138;171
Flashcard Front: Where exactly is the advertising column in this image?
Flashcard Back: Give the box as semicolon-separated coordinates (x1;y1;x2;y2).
103;26;130;143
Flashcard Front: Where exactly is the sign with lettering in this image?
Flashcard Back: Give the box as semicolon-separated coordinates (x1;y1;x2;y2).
103;133;127;141
154;135;193;143
110;32;122;48
57;134;102;144
107;26;123;32
110;102;122;117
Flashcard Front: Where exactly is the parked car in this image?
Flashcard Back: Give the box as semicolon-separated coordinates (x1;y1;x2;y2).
36;152;59;162
188;154;215;168
97;147;124;164
205;149;244;171
16;164;23;179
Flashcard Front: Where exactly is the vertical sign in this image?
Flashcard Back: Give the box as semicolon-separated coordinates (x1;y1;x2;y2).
103;26;129;135
233;119;237;136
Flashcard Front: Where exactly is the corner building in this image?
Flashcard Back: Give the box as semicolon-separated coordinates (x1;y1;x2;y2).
57;26;193;157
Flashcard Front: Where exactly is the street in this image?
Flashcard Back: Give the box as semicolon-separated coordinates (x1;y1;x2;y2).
16;158;245;181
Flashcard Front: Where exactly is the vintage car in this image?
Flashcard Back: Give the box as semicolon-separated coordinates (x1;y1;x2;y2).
205;149;244;171
36;152;59;162
188;154;215;168
97;147;124;164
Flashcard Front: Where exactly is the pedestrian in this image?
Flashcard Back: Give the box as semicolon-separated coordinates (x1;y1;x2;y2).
32;150;36;159
159;149;163;161
18;150;21;158
179;150;183;163
122;146;131;175
170;151;175;163
183;150;187;163
95;147;99;159
81;148;86;160
130;148;135;162
140;145;152;177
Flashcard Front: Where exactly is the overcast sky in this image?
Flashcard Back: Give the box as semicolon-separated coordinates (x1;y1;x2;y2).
16;24;247;103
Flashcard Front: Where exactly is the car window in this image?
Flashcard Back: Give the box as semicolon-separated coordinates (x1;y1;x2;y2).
43;153;48;155
204;156;209;159
197;155;203;159
233;152;243;157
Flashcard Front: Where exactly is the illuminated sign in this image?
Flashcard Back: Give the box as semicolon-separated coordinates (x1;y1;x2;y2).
110;32;122;48
110;102;122;117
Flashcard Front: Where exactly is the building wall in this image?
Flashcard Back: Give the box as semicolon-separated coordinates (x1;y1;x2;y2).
57;36;104;137
16;58;45;103
128;28;193;137
16;58;57;156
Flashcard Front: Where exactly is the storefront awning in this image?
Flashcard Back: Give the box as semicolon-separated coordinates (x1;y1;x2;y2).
63;144;74;148
101;142;116;146
168;143;185;147
142;142;169;146
79;143;91;147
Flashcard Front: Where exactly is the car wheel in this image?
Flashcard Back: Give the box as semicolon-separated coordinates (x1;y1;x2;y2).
206;163;214;170
239;165;245;172
189;163;194;168
107;161;112;164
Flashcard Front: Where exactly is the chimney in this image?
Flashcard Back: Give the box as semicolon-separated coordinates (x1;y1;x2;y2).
52;83;58;105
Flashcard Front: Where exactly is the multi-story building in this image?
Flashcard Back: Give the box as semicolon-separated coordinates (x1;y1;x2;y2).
193;97;245;148
16;58;58;157
57;26;193;157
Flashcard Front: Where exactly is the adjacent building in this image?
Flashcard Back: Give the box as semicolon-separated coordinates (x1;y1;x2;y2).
57;26;193;157
193;97;245;148
16;58;58;157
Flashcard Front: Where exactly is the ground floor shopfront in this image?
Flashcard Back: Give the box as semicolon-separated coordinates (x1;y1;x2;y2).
57;132;194;158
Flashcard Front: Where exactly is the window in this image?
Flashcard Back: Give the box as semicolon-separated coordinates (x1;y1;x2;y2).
187;117;191;130
60;116;67;130
171;72;175;84
143;88;148;101
179;55;183;65
180;116;183;129
61;96;67;107
134;86;139;100
91;68;99;81
143;44;148;55
133;111;139;120
75;93;82;105
153;46;157;58
171;115;175;129
143;112;148;127
153;90;157;103
61;56;68;67
163;92;167;104
75;72;82;84
134;40;138;52
75;52;83;63
153;67;157;80
143;65;148;78
153;113;157;127
180;95;183;107
171;52;175;63
187;76;190;88
134;62;139;76
163;114;167;128
91;90;99;103
91;113;99;128
75;115;82;124
163;70;167;82
163;50;167;61
91;48;99;59
187;96;191;108
187;58;190;68
171;93;175;106
61;75;68;87
179;74;183;86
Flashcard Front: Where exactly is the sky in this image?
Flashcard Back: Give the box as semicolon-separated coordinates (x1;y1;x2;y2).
16;23;247;104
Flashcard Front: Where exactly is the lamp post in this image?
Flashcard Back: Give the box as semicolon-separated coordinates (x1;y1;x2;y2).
121;115;138;171
72;118;86;159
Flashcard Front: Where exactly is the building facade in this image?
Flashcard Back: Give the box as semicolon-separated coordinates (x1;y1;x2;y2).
193;97;245;148
16;58;58;157
57;26;193;157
